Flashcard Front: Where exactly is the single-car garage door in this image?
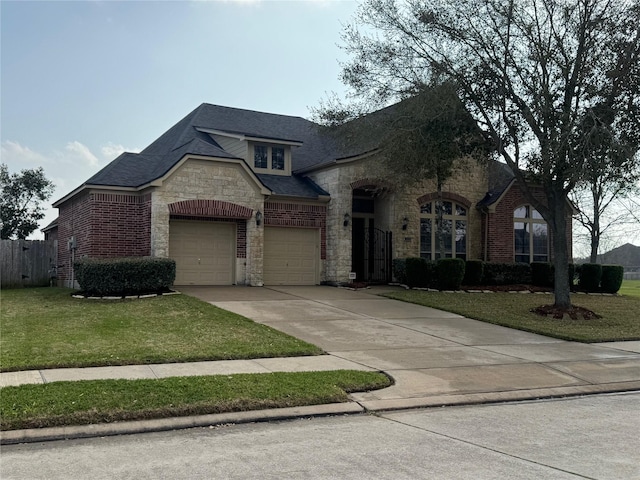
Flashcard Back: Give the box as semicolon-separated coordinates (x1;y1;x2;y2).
169;220;235;285
264;227;319;285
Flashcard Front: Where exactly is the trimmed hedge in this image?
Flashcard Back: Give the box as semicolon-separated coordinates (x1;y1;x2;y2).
74;257;176;296
601;265;624;294
405;257;437;288
531;262;554;287
579;263;602;293
482;262;531;285
463;260;484;286
437;258;466;290
392;258;408;285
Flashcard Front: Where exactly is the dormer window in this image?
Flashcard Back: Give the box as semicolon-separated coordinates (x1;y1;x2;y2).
254;145;285;171
254;145;268;168
252;143;290;175
271;147;285;170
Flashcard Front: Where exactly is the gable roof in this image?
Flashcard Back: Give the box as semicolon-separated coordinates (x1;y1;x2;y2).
476;160;516;208
55;104;345;205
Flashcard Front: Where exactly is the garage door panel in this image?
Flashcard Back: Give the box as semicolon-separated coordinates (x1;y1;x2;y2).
264;227;319;285
169;220;235;286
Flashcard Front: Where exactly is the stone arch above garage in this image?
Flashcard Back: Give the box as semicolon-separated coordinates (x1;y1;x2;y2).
168;200;253;219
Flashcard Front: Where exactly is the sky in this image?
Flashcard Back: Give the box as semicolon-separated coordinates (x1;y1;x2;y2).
1;0;637;256
1;0;359;236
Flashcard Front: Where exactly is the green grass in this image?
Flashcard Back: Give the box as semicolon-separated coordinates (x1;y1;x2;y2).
619;279;640;298
384;290;640;342
0;288;322;372
0;371;391;431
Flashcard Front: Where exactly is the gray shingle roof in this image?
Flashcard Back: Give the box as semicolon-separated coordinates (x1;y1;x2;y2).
80;103;343;198
256;174;330;199
477;160;516;208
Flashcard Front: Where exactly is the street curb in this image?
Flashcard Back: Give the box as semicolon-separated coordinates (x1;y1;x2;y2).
3;383;638;445
356;381;640;412
0;403;364;445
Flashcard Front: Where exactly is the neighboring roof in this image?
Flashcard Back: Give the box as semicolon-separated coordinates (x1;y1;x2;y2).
41;218;58;232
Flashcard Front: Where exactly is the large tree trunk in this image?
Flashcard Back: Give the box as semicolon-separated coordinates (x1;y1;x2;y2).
435;177;444;259
550;188;572;309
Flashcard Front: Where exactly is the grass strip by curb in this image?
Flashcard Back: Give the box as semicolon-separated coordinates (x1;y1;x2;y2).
384;290;640;342
0;371;391;431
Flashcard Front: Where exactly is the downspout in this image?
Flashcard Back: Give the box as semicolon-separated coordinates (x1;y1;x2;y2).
477;204;489;262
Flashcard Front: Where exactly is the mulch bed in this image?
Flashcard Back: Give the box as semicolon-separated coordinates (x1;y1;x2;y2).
530;304;602;320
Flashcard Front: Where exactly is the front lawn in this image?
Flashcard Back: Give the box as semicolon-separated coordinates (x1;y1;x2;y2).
619;279;640;298
384;290;640;342
0;371;391;431
0;288;322;372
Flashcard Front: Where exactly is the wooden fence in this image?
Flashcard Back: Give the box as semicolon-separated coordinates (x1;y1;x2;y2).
1;240;57;288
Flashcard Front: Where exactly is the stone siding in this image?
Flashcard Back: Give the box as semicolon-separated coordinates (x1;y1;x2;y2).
309;155;489;283
151;158;265;285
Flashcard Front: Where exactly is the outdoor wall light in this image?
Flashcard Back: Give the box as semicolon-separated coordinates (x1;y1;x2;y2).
256;210;263;226
343;213;350;227
402;217;409;231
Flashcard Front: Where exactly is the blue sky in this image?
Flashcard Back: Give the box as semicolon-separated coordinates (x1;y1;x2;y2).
1;0;358;236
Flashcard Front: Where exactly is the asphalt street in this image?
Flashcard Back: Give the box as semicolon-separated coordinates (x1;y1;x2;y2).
2;392;638;480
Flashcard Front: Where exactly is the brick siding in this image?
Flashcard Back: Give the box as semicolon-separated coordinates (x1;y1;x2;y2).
485;185;572;262
264;202;327;259
56;192;151;284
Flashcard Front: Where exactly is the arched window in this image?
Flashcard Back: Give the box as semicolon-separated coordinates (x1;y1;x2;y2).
420;200;467;260
514;205;548;263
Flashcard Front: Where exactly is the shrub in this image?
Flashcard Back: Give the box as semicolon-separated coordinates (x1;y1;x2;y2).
74;257;176;296
405;257;437;288
482;262;531;285
601;265;624;294
392;258;408;284
579;263;602;292
462;260;484;286
531;262;554;287
437;258;466;290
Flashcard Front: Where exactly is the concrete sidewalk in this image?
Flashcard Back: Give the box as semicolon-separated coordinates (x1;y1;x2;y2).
2;284;640;444
0;355;375;388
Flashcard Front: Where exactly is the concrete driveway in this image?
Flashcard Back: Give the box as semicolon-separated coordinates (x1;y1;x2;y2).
180;285;640;409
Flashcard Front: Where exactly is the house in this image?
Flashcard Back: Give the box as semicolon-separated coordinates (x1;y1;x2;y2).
47;103;571;288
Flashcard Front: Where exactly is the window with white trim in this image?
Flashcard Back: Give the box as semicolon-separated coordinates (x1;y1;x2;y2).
514;205;548;263
420;200;467;260
253;144;287;172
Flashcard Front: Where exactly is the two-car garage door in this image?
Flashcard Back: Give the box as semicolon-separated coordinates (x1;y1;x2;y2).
263;227;319;285
169;221;319;286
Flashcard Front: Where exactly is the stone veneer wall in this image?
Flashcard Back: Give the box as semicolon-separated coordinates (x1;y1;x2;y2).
308;155;489;283
151;159;265;285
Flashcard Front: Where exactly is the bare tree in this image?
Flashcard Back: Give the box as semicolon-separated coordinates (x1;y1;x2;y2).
332;0;640;308
570;100;640;262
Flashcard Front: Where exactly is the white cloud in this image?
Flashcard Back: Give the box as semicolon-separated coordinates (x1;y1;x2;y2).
1;140;108;239
65;141;100;167
100;142;141;160
1;140;49;166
